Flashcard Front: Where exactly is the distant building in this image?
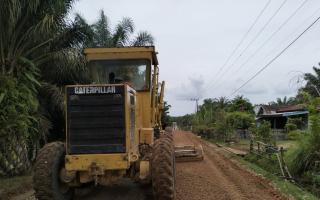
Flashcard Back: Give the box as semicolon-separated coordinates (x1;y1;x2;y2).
254;105;309;130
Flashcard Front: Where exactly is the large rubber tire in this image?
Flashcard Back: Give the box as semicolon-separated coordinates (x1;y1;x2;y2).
33;142;74;200
160;131;174;143
151;136;176;200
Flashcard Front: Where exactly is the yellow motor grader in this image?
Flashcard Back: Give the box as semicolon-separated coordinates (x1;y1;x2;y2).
33;46;175;199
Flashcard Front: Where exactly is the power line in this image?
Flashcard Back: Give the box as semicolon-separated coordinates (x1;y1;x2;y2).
234;0;310;73
205;0;288;92
211;0;310;91
212;0;272;78
228;14;320;98
202;0;272;92
240;6;320;76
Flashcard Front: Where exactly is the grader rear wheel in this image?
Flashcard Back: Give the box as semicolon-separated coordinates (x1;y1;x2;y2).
152;134;176;200
33;142;74;200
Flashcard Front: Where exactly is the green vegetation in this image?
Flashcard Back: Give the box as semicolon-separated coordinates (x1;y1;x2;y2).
237;157;318;200
76;10;154;48
287;115;320;190
0;0;88;176
269;96;296;106
0;0;154;177
245;106;320;197
256;121;273;144
161;101;172;129
227;112;255;131
172;66;320;197
0;76;39;176
173;95;255;141
303;64;320;97
285;117;305;132
287;130;305;140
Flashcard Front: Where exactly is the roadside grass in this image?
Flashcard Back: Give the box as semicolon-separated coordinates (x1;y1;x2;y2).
236;157;318;200
206;139;318;200
211;138;298;156
277;140;298;150
0;175;33;199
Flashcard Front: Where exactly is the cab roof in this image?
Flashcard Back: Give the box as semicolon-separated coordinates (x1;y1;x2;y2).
84;46;158;65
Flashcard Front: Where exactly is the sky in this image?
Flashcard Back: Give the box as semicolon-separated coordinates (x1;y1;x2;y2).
71;0;320;116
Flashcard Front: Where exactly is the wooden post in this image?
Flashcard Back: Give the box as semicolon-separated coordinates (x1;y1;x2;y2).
276;153;285;178
280;147;294;181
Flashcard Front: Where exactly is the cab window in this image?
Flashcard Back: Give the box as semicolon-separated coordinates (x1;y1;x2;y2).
88;59;151;91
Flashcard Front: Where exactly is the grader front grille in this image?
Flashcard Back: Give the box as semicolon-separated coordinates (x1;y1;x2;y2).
66;85;125;154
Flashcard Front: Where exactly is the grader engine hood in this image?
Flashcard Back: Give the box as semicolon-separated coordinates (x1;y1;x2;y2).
66;84;127;155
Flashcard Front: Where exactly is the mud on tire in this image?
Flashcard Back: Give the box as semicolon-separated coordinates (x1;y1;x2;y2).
33;142;73;200
151;135;176;200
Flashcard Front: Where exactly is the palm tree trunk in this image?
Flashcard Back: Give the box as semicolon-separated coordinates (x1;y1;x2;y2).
0;134;31;176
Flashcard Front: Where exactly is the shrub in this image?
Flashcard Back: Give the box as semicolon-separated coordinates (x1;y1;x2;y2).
288;115;320;176
215;111;233;141
285;117;305;132
287;130;304;140
285;123;298;132
192;125;207;136
193;125;216;139
0;75;41;176
256;121;273;144
226;112;254;130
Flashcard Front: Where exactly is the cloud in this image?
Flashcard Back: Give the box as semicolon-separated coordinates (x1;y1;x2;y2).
272;83;296;96
169;76;205;100
239;85;266;95
234;78;267;95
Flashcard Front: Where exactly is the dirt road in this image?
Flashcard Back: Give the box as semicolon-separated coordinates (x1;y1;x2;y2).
12;131;288;200
174;131;288;200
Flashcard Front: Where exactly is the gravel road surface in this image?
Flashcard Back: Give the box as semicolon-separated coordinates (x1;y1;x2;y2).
174;131;288;200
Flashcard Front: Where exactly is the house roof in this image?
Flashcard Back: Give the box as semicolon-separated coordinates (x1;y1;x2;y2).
281;111;309;117
255;104;308;117
276;105;306;113
257;111;309;118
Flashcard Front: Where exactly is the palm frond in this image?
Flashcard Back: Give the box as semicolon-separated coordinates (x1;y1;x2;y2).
112;17;134;47
74;13;94;47
40;48;89;86
40;83;64;113
92;10;111;47
131;31;154;46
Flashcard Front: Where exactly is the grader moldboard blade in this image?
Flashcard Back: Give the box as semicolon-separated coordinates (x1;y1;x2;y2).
174;145;204;162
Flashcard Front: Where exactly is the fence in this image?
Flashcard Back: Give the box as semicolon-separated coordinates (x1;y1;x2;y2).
272;129;287;140
250;140;293;181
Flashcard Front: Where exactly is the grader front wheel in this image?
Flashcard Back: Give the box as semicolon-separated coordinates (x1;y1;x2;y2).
152;134;176;200
33;142;74;200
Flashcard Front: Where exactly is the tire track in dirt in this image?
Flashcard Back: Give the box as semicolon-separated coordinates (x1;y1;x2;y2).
174;131;289;200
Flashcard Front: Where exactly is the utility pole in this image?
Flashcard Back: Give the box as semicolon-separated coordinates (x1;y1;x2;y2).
190;98;199;113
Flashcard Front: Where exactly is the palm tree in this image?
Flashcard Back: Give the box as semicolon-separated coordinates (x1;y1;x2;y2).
215;97;230;110
0;0;89;176
228;95;254;113
76;10;154;48
303;65;320;97
269;96;296;106
0;3;154;176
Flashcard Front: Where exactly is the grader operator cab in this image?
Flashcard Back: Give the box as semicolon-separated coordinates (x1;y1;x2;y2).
33;47;176;200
